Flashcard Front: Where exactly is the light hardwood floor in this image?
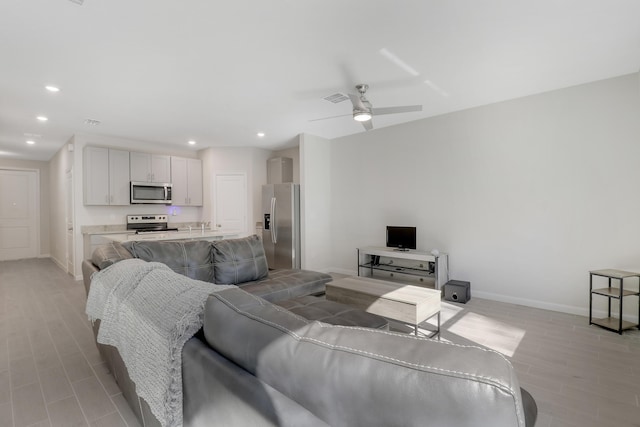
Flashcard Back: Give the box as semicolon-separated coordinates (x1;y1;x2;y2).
2;258;639;427
330;273;640;427
423;291;640;427
0;258;140;427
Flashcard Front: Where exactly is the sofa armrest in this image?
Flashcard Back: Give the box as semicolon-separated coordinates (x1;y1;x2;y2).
92;241;133;269
204;288;528;427
182;337;328;427
81;259;99;297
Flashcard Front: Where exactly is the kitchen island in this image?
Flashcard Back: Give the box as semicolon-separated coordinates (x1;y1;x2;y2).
82;228;240;260
104;230;239;243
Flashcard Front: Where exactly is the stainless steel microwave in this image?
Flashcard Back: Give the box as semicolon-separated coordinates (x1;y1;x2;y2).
130;181;172;204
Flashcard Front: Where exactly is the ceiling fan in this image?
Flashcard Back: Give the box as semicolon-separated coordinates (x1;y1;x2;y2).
312;84;422;131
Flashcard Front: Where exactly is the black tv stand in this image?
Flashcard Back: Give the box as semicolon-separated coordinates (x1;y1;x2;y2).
393;248;410;252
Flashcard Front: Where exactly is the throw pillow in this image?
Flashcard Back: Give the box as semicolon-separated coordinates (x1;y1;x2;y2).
122;240;215;282
211;235;268;284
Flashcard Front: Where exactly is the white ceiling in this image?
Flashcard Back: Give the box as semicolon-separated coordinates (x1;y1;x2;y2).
1;0;639;161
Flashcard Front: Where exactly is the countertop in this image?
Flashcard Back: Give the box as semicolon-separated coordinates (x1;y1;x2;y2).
103;230;239;242
81;222;212;235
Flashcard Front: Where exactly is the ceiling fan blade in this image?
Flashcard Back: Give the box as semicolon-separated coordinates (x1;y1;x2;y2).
309;113;352;122
371;105;422;116
348;93;367;111
361;119;373;131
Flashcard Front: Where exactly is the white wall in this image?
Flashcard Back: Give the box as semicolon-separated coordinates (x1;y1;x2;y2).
48;138;74;270
329;73;640;317
200;146;272;235
299;134;332;271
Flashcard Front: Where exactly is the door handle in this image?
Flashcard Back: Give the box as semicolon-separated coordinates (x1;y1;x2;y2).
270;197;277;244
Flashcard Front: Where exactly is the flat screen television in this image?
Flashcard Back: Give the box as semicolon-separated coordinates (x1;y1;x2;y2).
386;226;416;251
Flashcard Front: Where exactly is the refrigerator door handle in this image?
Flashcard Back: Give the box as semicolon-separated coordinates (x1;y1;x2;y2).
270;197;277;244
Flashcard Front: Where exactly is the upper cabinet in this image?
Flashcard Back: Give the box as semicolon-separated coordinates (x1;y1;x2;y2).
130;152;171;183
83;147;202;207
171;157;203;206
84;147;130;205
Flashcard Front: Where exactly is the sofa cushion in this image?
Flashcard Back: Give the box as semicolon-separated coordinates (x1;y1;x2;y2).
238;269;331;302
204;287;527;427
275;296;388;329
91;241;133;269
122;240;214;282
211;235;268;284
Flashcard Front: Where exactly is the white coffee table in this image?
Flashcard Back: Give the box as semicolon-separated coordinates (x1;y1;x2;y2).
326;276;441;338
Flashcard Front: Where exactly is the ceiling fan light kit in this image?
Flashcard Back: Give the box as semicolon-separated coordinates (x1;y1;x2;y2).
313;83;422;131
353;111;372;122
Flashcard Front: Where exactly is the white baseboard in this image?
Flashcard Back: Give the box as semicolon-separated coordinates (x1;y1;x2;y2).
50;255;66;271
472;290;588;317
450;289;638;323
48;255;83;280
326;266;638;322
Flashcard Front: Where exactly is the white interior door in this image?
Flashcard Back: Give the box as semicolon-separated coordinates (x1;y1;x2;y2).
0;169;38;260
214;173;247;233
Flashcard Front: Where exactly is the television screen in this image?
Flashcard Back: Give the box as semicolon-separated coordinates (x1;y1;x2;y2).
386;226;416;250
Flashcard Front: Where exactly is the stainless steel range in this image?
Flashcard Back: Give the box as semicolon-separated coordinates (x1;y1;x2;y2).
126;214;179;234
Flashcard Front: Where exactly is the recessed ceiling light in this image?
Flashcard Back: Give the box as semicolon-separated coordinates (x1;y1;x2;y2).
45;85;60;93
36;116;48;122
188;140;197;145
84;119;101;125
26;140;35;145
257;132;265;138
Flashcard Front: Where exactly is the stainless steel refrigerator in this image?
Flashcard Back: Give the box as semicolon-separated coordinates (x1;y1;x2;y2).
262;183;301;269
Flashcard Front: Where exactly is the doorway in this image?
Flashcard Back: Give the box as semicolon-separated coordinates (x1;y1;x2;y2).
214;173;247;233
0;169;39;260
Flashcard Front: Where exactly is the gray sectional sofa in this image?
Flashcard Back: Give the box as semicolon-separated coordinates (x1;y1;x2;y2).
82;235;537;427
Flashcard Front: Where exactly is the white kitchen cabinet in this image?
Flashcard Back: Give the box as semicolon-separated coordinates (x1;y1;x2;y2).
171;157;203;206
84;147;130;205
130;152;171;183
109;149;131;204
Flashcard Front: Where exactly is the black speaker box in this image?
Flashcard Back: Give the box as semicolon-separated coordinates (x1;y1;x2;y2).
444;280;471;304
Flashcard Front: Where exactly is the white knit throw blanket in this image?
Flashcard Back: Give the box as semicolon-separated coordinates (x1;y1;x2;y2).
86;259;234;427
